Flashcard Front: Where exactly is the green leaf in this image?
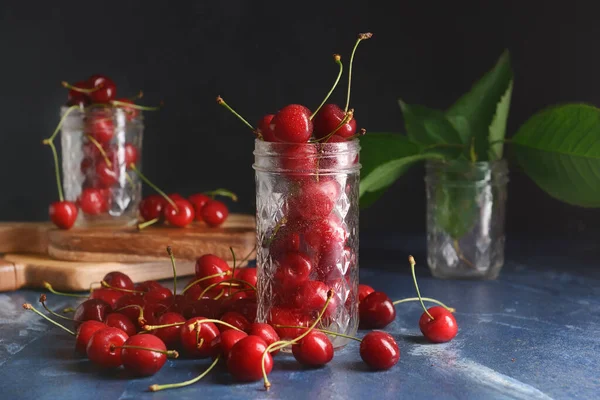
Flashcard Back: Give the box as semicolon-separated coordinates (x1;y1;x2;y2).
512;103;600;208
358;132;436;206
488;80;513;160
433;184;480;240
446;50;513;161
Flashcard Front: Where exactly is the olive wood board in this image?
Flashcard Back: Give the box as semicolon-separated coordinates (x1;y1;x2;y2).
0;253;248;293
0;214;256;263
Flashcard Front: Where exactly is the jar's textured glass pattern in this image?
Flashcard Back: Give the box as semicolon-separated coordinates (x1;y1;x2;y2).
60;106;143;226
425;160;508;280
253;140;360;349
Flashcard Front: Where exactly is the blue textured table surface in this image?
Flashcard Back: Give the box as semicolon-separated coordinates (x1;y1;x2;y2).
1;235;599;400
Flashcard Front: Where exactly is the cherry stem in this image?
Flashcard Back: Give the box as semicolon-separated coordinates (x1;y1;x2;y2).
203;188;238;202
128;164;178;210
346;128;367;140
393;297;455;312
39;294;76;322
198;279;253;300
240;244;257;266
113;304;146;326
310;54;343;121
263;217;287;248
409;255;434;320
310;109;354;143
262;289;335;390
63;307;75;313
43;282;88;298
187;318;245;333
86;134;112;167
216;96;255;131
111;100;162;111
43;141;64;201
142;321;185;331
453;239;475;269
229;247;237;297
180;271;232;294
212;289;226;300
148;354;220;392
469;137;478;163
344;32;373;112
138;217;160;230
166;246;178;296
272;324;361;342
22;303;75;336
109;344;179;358
100;281;144;295
61;81;99;93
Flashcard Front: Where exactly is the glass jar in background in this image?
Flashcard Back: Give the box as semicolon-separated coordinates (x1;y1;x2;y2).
60;105;143;227
253;139;361;350
425;159;509;280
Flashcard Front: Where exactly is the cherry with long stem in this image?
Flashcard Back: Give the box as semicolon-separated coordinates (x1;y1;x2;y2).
166;246;178;296
204;188;238;202
393;297;455;312
310;54;343;120
149;355;220;392
43;282;88;298
409;255;433;320
39;294;76;322
344;32;373;112
310;109;354;143
129;164;177;210
22;303;76;336
216;96;258;137
228;247;237;297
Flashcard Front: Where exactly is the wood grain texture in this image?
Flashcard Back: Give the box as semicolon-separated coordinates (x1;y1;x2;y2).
0;222;51;254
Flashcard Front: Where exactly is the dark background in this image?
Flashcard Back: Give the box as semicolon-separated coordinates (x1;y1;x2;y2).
1;0;600;239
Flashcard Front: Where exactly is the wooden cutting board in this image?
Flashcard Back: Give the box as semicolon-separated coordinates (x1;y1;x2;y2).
0;214;256;292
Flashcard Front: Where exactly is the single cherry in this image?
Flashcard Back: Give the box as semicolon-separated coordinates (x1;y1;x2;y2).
218;311;250;333
139;194;166;222
359;291;396;329
288;178;341;221
85;113;115;143
89;288;123;309
313;104;357;139
280;143;318;177
104;312;137;336
188;193;211;221
95;159;119;187
293;280;337;319
271;104;313;143
49;201;78;229
200;199;229;227
292;330;334;367
268;307;312;340
227;335;273;382
358;284;375;303
245;323;280;356
163;198;195;227
106;143;139;167
257;114;278;142
66;80;91;107
86;327;129;368
179;317;220;358
79;188;110;215
195;254;231;287
153;312;186;349
134;280;163;293
75;320;107;354
73;298;112;329
87;74;117;103
119;334;172;376
234;268;257;288
419;306;458;343
210;329;247;359
273;252;313;290
103;271;134;291
359;330;400;370
144;286;173;304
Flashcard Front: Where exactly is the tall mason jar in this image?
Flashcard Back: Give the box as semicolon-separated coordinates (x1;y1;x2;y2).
253;139;360;350
60;105;143;227
425;159;508;280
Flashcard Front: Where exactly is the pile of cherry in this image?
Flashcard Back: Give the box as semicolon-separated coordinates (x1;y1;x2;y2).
24;248;457;392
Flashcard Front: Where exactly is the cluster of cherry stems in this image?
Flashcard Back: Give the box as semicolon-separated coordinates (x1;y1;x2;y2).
24;246;457;392
45;74;235;230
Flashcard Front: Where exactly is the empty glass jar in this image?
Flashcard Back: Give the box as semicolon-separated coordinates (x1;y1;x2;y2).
253;139;361;349
425;159;508;280
60;105;143;227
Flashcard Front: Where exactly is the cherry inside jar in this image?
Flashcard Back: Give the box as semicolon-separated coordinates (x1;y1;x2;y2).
253;139;360;350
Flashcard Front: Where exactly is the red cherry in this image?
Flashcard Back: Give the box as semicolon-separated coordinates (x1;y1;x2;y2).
293;280;337;319
106;143;139;167
66;80;91;107
292;330;334;367
358;284;375;303
359;291;396;329
80;157;94;176
245;323;280;356
257;114;278;142
419;306;458;343
73;298;112;329
86;327;128;368
210;329;247;359
219;311;250;333
163;198;195;227
144;286;173;304
313;104;356;139
75;320;107;354
79;188;110;215
268;226;301;259
359;331;400;370
234;268;257;288
114;294;145;324
49;201;78;229
273;252;312;290
180;317;220;358
153;312;186;349
227;335;273;382
165;294;188;316
103;271;134;291
195;254;231;286
135;280;163;293
89;288;123;309
87;74;117;103
200;200;229;227
271;104;313;143
267;307;312;340
143;301;170;327
288;179;340;221
85;113;115;143
104;312;137;336
95;159;118;187
182;298;223;320
139;195;165;222
188;193;211;221
280;143;318;178
120;334;168;376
